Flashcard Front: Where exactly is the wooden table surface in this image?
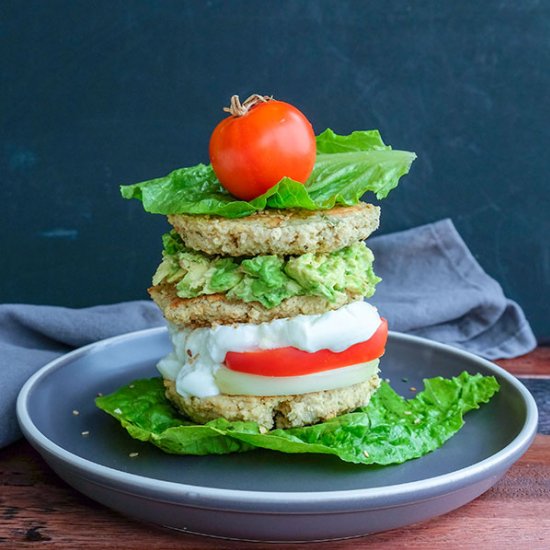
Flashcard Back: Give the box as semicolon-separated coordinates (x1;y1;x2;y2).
1;348;549;549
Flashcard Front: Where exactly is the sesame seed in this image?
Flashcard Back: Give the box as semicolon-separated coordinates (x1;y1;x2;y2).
72;409;80;416
363;450;370;457
259;426;268;434
384;378;391;383
129;384;135;389
414;418;421;424
410;387;417;392
129;452;139;458
403;410;412;415
81;431;90;437
114;408;122;414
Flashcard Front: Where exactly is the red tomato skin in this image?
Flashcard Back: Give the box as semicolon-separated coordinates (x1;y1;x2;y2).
209;100;316;201
225;318;388;377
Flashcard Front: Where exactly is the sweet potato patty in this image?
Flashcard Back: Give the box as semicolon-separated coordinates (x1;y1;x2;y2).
167;203;379;257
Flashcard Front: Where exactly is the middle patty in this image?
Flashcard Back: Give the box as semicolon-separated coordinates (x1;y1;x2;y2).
149;230;380;327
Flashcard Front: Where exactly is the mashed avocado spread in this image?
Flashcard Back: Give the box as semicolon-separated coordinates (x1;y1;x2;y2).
153;231;380;308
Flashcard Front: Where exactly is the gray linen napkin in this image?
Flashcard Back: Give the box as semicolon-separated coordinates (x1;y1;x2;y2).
367;219;536;359
0;219;536;448
0;302;164;449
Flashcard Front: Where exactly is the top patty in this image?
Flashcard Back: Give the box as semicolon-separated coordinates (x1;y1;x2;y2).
167;203;379;257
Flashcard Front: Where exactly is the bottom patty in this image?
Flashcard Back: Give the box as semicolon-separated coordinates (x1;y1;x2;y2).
163;374;381;430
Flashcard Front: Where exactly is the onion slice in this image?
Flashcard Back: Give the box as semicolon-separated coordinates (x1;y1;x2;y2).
215;359;379;397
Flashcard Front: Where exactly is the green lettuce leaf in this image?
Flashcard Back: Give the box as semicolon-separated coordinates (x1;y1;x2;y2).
96;372;499;465
120;129;416;218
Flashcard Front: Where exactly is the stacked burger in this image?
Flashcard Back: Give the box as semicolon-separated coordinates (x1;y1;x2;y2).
105;95;499;466
144;95;394;430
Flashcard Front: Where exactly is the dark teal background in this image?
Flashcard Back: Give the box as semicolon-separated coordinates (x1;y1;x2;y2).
2;1;549;341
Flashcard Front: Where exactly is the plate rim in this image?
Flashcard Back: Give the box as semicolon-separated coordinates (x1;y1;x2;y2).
17;327;538;508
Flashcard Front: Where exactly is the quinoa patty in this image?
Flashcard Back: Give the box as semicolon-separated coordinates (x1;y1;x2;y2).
164;373;380;429
167;203;379;257
149;283;360;327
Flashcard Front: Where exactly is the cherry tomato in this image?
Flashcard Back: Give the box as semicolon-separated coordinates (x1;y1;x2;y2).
209;95;316;201
224;318;388;377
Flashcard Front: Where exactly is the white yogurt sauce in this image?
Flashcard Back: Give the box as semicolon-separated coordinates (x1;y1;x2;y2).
157;300;382;398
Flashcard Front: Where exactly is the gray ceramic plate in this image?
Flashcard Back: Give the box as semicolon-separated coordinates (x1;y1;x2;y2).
17;328;537;542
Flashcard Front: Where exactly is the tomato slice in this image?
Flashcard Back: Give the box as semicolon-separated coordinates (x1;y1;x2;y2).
224;318;388;377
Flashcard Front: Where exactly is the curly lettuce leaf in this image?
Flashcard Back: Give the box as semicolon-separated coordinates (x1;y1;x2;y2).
315;128;390;153
120;129;416;217
96;372;499;465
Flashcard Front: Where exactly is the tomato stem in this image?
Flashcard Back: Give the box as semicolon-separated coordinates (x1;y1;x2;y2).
223;94;272;117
